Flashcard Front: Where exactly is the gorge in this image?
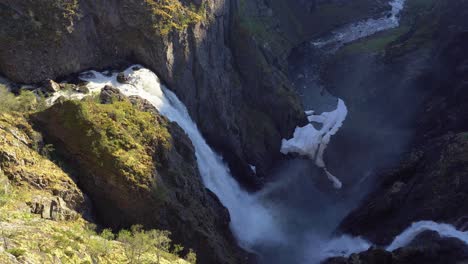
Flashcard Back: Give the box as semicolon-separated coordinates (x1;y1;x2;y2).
1;0;468;264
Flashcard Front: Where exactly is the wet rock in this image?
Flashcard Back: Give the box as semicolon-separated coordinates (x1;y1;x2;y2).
116;72;129;84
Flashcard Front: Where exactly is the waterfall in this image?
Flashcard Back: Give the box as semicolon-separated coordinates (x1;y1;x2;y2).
72;66;284;249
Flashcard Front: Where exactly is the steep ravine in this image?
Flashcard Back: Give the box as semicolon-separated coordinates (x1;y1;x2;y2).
288;0;468;263
3;0;468;264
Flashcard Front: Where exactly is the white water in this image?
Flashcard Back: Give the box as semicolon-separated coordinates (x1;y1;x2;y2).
386;221;468;251
315;220;468;261
71;66;284;248
45;66;468;263
281;99;348;189
313;0;406;50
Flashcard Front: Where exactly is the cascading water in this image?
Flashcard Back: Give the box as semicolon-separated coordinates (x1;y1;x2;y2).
48;64;468;263
74;66;285;249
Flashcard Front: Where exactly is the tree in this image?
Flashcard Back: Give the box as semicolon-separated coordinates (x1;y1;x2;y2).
118;225;153;264
148;230;171;264
87;229;114;264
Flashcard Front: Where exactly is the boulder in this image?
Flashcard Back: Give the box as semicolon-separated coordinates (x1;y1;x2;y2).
28;196;78;221
99;85;126;104
116;72;129;84
42;80;61;93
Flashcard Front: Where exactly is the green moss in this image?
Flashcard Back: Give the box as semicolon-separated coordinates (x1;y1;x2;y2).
53;100;171;189
142;0;206;35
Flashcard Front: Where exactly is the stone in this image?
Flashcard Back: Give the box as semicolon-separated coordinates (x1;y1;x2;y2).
99;85;126;104
29;196;78;221
116;72;129;84
42;80;60;93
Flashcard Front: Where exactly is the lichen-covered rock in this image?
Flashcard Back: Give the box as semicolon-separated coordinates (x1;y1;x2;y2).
28;195;79;221
32;92;246;264
0;113;87;214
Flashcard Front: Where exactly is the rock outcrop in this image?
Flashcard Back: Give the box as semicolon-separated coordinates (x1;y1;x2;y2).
0;113;87;215
32;91;246;264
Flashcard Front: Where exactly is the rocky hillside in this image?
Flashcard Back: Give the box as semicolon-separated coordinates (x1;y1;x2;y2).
32;87;246;264
0;110;191;263
0;84;247;263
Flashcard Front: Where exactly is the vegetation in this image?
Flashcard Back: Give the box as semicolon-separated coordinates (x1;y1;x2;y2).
51;99;172;189
0;172;10;208
0;204;191;263
0;100;193;263
0;84;47;114
143;0;207;35
117;225;179;264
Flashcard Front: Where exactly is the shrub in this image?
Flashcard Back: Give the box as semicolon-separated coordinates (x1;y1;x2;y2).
117;225;173;264
0;84;46;113
185;248;197;264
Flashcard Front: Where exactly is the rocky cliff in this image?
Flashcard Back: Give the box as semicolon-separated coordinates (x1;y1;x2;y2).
0;0;390;188
0;110;194;263
31;87;246;264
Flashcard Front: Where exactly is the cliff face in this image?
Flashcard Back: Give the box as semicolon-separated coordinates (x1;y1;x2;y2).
0;0;300;188
32;89;246;264
0;0;390;188
319;0;468;257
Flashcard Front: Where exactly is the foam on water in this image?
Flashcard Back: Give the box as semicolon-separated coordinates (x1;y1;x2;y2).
281;99;348;188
